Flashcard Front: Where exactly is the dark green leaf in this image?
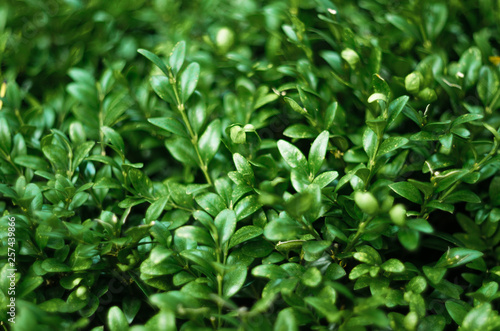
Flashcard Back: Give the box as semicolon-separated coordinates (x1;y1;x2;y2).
377;137;408;157
235;194;262;221
150;75;176;104
138;48;169;75
169;40;186;76
223;265;247;298
107;306;129;331
148;117;188;138
229;226;263;248
308;131;329;175
180;62;200;103
214;209;236;246
389;182;422;204
278;140;309;173
435;248;483;268
198;119;221;163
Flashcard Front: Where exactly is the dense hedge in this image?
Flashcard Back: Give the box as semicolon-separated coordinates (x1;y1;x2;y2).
1;0;500;330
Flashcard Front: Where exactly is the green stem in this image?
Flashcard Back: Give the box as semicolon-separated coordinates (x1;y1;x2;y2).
343;216;373;253
296;216;322;241
169;73;213;186
440;138;498;201
0;151;22;176
215;246;224;328
487;88;500;114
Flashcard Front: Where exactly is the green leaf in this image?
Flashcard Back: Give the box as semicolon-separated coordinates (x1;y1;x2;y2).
303;241;331;262
407;276;427;294
349;264;371;279
14;155;49;171
284;97;308;115
0;117;11;155
418;316;446;331
229;125;246;144
363;127;378;160
148;117;188;137
229;226;263;248
198;119;221;163
355;245;383;265
387;95;409;127
341;48;360;69
490;177;500;206
377;137;408;157
165;136;198;166
462;303;497;330
214;209;236;246
274;308;298;331
381;259;405;273
445;300;471;325
103;92;130;126
234;194;262;221
150;75;176;104
301;267;322;287
308;130;329;176
128;169;153;199
398;228;419;251
233;153;254;185
425;3;448;41
42;145;68;172
389;182;422;204
252;264;289;279
138;48;169;76
385;14;420;40
434;169;468;193
368;93;387;104
278;140;309;173
145;310;176;330
145;196;169;223
435;248;484;268
72;141;95;172
407;219;433;233
452;113;484;127
325;263;346;280
324;102;338;130
442;190;481;204
477;66;499;106
169;40;186;76
180;62;200;103
223;265;247;298
366;119;387;138
101;126;125;156
312;171;338;188
459;47;482;89
42;259;71;272
423;265;446;284
283;124;317;139
107;306;129;331
426;200;454;213
176;226;213;246
195;192;226;217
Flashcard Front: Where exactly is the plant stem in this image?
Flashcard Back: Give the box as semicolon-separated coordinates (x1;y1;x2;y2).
169;73;213;186
440;138;498;201
487;88;500;114
343;216;373;253
0;151;22;176
215;246;224;328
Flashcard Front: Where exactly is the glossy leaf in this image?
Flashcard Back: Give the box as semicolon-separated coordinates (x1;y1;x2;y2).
180;62;200;103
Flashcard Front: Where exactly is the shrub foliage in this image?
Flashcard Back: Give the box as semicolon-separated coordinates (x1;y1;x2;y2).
1;0;500;330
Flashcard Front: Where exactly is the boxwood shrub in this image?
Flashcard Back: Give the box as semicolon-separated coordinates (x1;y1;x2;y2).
1;0;500;330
